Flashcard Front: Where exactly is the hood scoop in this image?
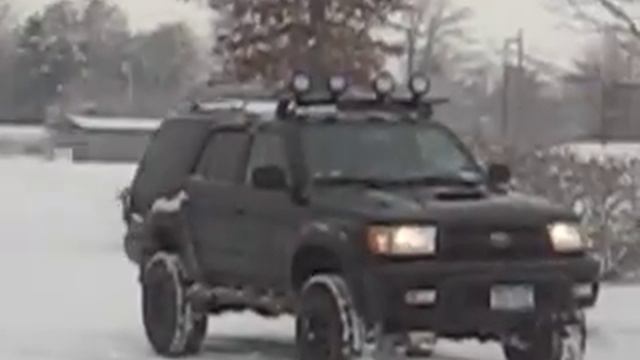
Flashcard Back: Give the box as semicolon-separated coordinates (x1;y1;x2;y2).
434;188;487;201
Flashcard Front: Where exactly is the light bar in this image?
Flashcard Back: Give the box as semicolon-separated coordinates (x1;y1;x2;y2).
290;72;312;94
409;75;431;98
373;72;396;97
328;75;348;96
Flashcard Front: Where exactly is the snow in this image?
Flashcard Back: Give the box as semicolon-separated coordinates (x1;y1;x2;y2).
151;190;189;214
67;114;163;132
556;142;640;161
0;156;637;360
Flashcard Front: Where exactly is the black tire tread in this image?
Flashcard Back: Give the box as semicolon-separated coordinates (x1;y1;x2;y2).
296;274;364;360
141;252;207;357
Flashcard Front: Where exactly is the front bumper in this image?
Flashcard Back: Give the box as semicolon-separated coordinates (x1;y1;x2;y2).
359;257;600;337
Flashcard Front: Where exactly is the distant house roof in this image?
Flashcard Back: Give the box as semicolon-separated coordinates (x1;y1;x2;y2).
0;118;45;126
67;114;163;132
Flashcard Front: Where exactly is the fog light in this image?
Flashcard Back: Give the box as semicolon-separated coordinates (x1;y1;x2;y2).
405;289;437;306
573;283;594;299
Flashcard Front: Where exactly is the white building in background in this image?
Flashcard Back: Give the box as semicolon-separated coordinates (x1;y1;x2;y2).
50;114;163;163
0;118;53;158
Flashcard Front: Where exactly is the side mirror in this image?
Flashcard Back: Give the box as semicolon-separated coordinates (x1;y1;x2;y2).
488;163;511;186
251;165;288;190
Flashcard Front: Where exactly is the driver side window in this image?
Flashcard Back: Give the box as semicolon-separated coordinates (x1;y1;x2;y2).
245;131;290;186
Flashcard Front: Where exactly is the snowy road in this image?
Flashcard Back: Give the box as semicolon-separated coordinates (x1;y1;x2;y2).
0;157;637;360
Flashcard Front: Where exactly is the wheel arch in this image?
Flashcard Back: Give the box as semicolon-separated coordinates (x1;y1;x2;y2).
290;243;346;294
144;209;205;283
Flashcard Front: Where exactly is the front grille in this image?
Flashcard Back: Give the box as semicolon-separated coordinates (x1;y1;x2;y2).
438;226;552;261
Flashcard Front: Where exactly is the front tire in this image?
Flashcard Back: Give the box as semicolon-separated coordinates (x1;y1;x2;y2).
141;252;208;357
404;332;437;358
503;313;586;360
296;274;364;360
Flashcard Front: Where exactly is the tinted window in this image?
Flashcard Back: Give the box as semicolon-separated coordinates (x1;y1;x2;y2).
131;119;212;213
197;131;249;183
245;131;289;184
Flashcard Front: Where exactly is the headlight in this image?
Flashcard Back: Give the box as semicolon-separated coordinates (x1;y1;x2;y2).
548;222;585;253
367;225;437;256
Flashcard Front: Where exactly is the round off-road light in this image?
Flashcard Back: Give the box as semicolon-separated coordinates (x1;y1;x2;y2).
409;75;431;97
328;75;348;96
373;72;396;96
291;72;311;94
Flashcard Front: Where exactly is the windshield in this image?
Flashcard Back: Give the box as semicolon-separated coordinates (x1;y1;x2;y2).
303;122;481;184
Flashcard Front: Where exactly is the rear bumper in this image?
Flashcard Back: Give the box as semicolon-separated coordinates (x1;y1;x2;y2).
359;257;600;337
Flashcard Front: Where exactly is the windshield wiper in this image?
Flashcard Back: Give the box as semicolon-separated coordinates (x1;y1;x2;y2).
312;176;391;188
390;173;483;187
312;171;483;188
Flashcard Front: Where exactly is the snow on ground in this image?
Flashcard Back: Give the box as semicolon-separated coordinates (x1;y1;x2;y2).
0;156;637;360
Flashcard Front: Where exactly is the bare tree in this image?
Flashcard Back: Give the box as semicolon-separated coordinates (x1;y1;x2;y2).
200;0;408;84
562;0;640;40
394;0;475;80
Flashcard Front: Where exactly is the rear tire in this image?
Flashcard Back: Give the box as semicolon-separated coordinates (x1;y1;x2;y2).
141;252;208;357
296;274;364;360
124;232;142;264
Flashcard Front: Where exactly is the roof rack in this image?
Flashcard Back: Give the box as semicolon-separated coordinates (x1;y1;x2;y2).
180;79;282;114
176;72;449;123
275;91;449;120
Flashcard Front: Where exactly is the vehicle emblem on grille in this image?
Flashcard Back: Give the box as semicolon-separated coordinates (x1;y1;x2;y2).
490;232;512;249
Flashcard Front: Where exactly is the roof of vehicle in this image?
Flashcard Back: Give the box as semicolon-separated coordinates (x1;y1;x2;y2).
172;89;448;128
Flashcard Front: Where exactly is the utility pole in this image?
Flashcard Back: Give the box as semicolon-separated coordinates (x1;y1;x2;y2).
500;29;524;161
517;30;524;71
501;41;510;144
308;0;328;84
121;61;133;109
406;28;416;82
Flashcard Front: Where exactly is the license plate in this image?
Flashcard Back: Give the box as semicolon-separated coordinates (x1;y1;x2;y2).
490;285;535;311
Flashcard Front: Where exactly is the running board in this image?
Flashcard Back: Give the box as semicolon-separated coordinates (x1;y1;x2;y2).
187;284;290;317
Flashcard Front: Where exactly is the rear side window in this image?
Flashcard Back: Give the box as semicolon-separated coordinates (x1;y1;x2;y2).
245;131;290;184
130;119;212;214
196;131;249;183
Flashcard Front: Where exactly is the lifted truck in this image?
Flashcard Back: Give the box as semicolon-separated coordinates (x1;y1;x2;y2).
120;73;600;360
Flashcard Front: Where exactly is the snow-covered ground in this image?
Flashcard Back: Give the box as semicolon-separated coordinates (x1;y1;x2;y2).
0;157;637;360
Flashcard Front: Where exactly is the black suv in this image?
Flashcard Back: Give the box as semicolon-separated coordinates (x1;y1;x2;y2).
120;74;600;360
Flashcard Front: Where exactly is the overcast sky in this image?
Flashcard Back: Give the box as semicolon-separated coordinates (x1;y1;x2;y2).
12;0;211;34
12;0;591;70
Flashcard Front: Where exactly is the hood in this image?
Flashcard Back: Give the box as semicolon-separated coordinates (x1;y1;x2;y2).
310;185;576;228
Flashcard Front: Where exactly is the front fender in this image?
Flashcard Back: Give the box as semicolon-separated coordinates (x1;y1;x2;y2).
290;219;370;317
292;219;364;271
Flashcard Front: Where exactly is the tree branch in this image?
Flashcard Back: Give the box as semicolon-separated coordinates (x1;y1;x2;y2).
567;0;640;39
598;0;640;39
